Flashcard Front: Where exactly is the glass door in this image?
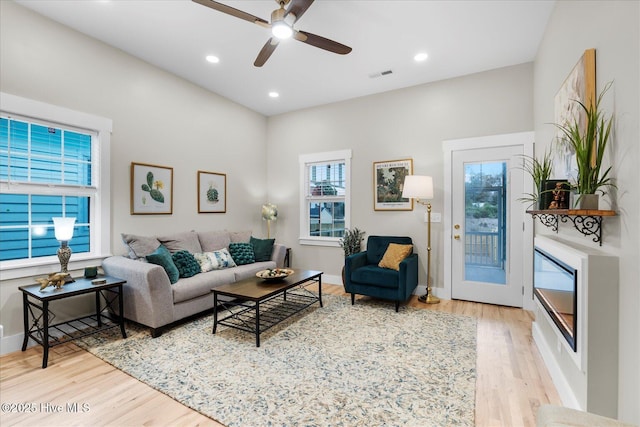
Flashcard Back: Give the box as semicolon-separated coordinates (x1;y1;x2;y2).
451;145;524;307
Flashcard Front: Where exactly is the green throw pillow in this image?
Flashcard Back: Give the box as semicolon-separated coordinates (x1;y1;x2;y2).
146;245;180;284
250;236;275;262
172;250;200;278
228;242;255;265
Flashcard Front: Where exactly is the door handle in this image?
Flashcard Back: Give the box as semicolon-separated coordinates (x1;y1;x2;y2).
453;234;461;240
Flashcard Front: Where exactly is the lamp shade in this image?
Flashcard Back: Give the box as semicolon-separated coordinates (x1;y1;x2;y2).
402;175;434;200
52;217;76;241
261;203;278;221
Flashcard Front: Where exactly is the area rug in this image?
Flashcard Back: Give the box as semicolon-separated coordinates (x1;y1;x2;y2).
77;294;477;426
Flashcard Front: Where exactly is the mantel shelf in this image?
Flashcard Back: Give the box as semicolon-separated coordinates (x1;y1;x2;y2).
526;209;616;245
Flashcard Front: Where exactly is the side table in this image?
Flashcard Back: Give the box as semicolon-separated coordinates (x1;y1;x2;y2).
19;275;127;368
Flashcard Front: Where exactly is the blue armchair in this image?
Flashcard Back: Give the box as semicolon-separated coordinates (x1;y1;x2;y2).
344;236;419;312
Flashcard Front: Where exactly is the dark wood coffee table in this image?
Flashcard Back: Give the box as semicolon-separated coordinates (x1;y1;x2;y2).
212;269;322;347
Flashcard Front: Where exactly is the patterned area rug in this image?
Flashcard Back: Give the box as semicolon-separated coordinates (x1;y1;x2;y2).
77;294;477;426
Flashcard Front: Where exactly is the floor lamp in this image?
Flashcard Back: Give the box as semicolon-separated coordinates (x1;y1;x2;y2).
261;203;278;238
402;175;440;304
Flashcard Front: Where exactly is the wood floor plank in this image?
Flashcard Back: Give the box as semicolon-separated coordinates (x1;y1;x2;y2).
1;283;560;426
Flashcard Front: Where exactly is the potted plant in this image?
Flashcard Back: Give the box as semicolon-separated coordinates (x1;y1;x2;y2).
339;227;365;285
517;148;554;209
554;82;615;209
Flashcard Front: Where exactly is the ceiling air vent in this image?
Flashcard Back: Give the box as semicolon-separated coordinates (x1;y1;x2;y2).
369;70;393;78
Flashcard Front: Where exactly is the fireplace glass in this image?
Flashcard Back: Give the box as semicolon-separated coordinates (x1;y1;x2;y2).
533;248;577;351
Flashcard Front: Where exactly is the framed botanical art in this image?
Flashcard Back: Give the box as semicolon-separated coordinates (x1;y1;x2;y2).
373;158;413;211
130;162;173;215
553;48;596;181
198;171;226;213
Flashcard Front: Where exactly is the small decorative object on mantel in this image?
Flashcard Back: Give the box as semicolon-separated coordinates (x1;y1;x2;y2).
36;272;71;290
543;180;570;209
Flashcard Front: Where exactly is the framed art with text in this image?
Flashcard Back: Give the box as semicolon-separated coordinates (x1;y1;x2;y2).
198;171;226;213
373;158;413;211
130;162;173;215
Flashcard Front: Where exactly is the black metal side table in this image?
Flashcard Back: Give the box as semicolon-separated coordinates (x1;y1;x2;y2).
19;275;127;368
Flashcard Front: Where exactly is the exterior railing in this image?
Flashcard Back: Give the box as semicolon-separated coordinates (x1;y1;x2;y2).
465;231;503;267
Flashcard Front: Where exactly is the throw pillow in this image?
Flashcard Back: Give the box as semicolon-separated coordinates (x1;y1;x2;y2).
121;233;160;259
229;230;252;243
250;236;275;262
228;242;255;265
193;252;214;273
171;250;201;278
205;249;237;270
157;231;202;254
198;230;231;252
146;245;180;284
378;243;413;271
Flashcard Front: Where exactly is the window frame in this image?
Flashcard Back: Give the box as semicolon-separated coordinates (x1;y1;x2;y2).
299;149;352;247
0;93;112;280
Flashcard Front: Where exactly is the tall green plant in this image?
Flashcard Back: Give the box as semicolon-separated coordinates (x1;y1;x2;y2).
339;227;365;258
554;82;615;196
517;147;554;207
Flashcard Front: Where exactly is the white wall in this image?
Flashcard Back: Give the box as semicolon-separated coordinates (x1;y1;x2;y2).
266;62;533;296
0;2;268;341
533;1;640;423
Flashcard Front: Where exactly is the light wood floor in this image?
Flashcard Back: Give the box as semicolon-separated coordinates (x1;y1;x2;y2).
0;283;560;427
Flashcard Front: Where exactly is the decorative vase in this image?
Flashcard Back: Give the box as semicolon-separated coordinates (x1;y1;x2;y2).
571;193;599;210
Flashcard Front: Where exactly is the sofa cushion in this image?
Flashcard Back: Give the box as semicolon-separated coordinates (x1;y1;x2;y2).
378;243;413;271
250;236;275;262
146;245;180;284
157;231;202;254
232;261;277;281
121;233;160;259
172;269;236;304
206;249;237;269
229;242;255;265
366;236;414;265
351;265;400;289
172;250;201;278
229;230;252;243
198;230;231;252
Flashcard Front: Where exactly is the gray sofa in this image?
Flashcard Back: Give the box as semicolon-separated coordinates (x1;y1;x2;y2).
102;230;286;337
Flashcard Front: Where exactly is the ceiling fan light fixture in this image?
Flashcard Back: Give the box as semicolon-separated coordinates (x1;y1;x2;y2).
272;21;293;39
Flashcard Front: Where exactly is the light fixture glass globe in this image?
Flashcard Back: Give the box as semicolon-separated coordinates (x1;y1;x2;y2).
272;22;293;39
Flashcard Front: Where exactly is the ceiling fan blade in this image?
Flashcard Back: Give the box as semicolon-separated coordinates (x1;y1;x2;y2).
295;30;352;55
254;38;279;67
286;0;314;23
192;0;269;28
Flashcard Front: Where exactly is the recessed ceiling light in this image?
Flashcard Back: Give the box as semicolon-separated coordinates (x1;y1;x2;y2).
414;52;429;62
268;92;280;98
205;55;220;64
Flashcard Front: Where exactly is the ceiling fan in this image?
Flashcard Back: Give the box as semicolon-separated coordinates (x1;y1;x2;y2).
192;0;352;67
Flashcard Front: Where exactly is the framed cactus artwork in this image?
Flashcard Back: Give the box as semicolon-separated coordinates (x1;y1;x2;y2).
130;162;174;215
197;171;227;213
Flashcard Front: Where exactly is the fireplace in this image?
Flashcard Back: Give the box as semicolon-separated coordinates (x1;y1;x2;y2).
531;235;619;417
533;247;577;351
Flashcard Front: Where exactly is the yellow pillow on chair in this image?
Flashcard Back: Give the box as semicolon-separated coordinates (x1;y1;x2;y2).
378;243;413;271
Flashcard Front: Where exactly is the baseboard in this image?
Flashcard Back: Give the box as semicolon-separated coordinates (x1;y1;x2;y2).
1;332;34;356
323;274;341;286
532;321;581;410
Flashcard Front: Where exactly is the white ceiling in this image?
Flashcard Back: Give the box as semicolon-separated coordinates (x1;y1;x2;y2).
16;0;555;116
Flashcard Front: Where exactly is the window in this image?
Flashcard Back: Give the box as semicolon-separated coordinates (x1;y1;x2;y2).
299;150;351;246
0;93;112;279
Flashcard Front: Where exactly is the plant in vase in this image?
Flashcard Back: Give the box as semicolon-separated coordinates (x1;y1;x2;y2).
517;147;554;209
553;82;616;209
339;227;365;285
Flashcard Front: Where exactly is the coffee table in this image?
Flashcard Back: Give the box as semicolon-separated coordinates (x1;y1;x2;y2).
212;269;322;347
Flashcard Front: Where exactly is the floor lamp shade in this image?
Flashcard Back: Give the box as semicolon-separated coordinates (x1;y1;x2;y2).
402;175;434;200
